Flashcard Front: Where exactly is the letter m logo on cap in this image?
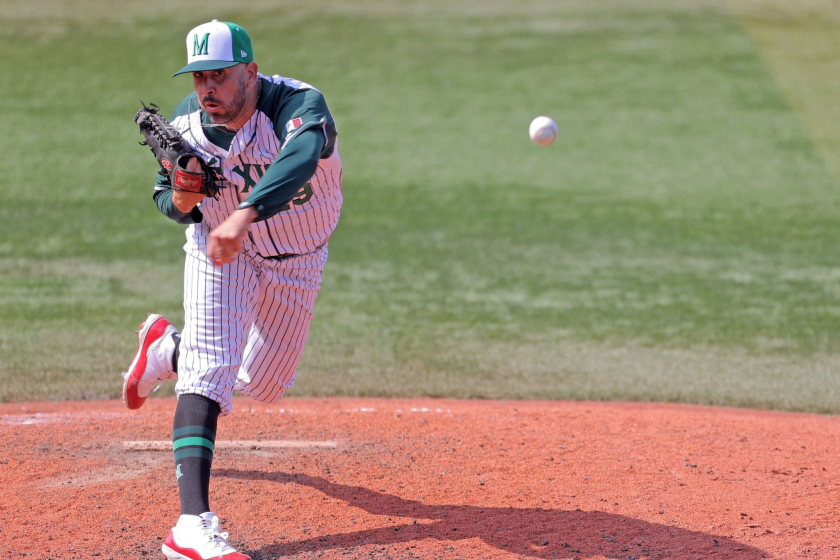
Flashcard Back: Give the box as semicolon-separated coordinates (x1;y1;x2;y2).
193;33;210;56
174;20;255;76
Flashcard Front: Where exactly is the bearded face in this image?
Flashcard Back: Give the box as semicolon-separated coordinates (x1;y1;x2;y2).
192;65;250;125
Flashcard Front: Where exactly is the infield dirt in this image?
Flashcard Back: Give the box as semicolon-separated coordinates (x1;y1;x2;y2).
0;398;837;559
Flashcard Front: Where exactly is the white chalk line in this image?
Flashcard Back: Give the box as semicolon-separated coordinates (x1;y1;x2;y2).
124;440;338;451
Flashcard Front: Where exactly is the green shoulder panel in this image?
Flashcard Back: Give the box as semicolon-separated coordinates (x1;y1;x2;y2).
259;78;337;159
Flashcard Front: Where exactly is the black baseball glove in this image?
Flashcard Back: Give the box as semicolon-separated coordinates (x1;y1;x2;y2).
135;101;218;197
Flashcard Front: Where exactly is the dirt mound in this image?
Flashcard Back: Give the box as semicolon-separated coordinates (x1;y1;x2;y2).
1;398;837;559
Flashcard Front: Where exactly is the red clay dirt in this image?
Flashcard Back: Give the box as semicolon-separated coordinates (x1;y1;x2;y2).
0;398;838;560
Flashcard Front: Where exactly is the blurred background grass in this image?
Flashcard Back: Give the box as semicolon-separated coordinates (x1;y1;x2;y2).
1;0;839;412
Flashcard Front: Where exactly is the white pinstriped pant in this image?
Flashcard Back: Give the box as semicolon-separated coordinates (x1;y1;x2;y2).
175;225;327;415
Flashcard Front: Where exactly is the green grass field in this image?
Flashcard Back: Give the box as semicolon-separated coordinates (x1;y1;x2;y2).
2;0;840;412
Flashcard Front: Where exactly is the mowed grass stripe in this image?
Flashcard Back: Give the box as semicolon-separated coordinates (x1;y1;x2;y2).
729;0;840;181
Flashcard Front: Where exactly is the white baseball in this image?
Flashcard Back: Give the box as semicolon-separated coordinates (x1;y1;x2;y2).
529;116;558;146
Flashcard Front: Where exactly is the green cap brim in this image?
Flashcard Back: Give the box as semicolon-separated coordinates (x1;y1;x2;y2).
172;59;240;77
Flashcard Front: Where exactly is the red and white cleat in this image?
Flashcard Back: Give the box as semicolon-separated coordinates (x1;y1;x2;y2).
121;314;179;410
162;513;251;560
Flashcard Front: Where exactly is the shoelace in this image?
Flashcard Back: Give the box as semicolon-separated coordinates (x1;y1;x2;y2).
212;532;232;550
198;518;234;553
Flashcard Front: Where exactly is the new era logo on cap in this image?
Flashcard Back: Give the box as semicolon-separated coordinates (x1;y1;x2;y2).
173;20;254;76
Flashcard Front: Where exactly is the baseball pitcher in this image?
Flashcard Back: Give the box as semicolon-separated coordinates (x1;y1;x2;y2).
122;20;342;560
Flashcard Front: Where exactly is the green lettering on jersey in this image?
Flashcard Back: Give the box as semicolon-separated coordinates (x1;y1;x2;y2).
193;33;210;56
231;162;267;193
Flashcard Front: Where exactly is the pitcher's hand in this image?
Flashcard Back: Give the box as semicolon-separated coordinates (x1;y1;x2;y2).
207;206;259;266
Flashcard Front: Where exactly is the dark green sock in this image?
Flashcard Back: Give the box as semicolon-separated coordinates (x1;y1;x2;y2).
173;394;220;516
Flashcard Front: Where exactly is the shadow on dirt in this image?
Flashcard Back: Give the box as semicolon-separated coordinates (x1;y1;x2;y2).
217;469;769;560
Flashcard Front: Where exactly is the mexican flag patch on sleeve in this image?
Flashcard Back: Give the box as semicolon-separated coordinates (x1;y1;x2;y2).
285;117;303;134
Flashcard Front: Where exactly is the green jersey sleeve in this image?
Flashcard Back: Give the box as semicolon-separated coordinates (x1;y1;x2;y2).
235;81;338;222
154;185;204;225
236;128;324;221
271;86;337;159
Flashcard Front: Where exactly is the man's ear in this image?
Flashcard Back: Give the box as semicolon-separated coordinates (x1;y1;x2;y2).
246;62;260;86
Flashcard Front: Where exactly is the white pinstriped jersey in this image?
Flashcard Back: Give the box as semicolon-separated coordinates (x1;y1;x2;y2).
157;73;342;257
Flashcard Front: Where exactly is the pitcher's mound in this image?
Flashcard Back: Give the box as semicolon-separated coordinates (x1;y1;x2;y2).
1;398;837;559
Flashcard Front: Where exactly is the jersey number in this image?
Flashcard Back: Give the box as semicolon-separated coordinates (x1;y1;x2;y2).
277;182;313;213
